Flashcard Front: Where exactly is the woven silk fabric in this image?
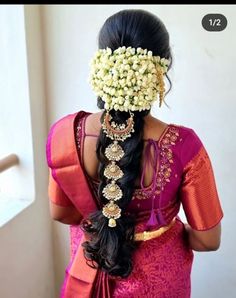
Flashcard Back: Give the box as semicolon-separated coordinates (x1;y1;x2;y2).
180;146;223;230
66;218;193;298
111;218;193;298
46;111;224;297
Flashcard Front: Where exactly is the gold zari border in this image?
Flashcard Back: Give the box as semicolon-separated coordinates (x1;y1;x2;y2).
134;217;176;241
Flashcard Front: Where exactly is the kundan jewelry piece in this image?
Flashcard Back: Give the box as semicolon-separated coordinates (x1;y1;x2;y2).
102;111;135;141
101;110;135;227
104;161;124;180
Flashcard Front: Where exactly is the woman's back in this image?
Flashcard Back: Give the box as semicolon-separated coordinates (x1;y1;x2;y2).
82;111;169;189
47;109;223;297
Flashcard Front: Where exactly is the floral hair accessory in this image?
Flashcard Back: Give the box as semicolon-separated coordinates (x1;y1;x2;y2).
89;46;170;111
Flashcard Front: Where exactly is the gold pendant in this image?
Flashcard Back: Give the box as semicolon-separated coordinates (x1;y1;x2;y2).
102;111;135;141
104;161;124;180
102;180;123;201
102;201;121;222
105;141;124;161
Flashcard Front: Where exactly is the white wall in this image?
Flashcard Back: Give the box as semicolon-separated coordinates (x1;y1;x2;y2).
0;5;34;211
0;6;55;298
41;5;235;298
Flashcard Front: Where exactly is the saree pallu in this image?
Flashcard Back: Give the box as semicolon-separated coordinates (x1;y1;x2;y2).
46;110;224;298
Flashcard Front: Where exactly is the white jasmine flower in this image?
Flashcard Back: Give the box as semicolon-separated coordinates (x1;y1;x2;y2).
124;100;129;107
130;48;135;55
114;104;119;110
89;46;169;111
118;97;124;104
137;80;142;86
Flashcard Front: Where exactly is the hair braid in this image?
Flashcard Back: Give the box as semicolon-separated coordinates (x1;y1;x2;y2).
81;8;172;278
81;99;149;277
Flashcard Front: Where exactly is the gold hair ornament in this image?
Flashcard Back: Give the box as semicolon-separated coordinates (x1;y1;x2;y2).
101;110;135;227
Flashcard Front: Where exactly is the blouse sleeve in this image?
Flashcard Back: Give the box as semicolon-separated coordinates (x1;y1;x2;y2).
48;168;74;207
179;129;224;231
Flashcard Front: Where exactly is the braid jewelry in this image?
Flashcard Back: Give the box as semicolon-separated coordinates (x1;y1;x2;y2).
101;110;135;227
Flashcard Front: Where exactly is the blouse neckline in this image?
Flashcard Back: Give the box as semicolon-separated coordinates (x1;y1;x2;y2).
80;115;173;192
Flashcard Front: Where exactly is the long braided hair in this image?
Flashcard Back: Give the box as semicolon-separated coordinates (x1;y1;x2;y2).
81;9;172;278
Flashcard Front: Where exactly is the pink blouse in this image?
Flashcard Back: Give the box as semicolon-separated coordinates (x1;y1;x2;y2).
73;112;223;233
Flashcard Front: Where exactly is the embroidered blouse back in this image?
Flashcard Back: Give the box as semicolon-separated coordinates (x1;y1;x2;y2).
76;112;181;231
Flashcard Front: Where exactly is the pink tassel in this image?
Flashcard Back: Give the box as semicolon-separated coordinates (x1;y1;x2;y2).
146;209;158;229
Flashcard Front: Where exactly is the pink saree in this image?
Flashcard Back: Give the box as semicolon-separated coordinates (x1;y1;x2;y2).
46;110;224;298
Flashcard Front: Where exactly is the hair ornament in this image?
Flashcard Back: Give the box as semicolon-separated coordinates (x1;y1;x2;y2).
101;109;135;227
89;46;170;111
102;111;135;141
90;46;170;227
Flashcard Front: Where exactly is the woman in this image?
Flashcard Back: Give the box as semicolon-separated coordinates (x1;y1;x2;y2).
46;9;224;298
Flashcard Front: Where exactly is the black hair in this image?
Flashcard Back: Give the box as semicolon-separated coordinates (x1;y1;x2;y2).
81;9;172;278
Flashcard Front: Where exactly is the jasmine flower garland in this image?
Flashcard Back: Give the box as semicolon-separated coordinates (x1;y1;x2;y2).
88;46;170;112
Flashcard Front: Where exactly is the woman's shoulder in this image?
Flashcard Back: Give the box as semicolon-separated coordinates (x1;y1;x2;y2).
48;110;91;132
171;123;203;146
170;123;206;168
46;110;90;149
46;110;92;169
